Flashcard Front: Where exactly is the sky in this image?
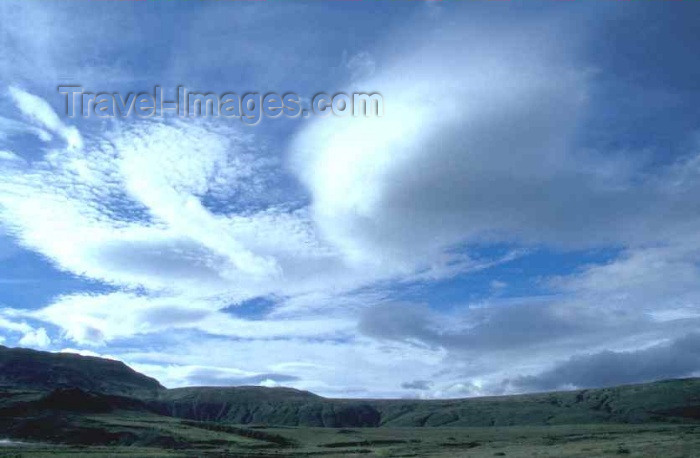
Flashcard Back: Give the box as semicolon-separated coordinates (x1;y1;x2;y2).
0;1;699;398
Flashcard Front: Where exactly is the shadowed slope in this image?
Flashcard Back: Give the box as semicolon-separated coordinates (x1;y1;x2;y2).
0;345;163;398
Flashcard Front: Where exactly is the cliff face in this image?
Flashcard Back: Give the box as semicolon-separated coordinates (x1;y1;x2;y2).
151;386;382;427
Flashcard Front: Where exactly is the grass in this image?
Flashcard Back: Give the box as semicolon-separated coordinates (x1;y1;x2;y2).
1;419;698;457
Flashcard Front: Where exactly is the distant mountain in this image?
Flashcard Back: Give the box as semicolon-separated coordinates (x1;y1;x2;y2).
0;345;699;431
0;345;163;397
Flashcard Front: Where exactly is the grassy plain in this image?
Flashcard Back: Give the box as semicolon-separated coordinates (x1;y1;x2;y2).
1;416;698;457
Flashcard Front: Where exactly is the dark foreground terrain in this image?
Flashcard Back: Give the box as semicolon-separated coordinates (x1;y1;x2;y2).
1;345;699;456
2;421;699;457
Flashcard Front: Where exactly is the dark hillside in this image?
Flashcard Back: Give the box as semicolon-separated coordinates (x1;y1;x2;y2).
368;377;700;426
154;386;381;427
149;378;700;427
0;345;163;397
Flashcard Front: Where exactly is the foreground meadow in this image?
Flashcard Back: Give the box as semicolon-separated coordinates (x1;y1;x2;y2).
1;420;698;457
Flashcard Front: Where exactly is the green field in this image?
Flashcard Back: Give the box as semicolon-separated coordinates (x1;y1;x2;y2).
1;416;699;457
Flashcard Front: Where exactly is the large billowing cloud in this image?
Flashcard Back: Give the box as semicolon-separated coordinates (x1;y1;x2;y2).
293;29;593;269
292;23;700;267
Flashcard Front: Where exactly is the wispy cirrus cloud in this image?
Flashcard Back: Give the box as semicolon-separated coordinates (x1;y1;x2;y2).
7;86;82;149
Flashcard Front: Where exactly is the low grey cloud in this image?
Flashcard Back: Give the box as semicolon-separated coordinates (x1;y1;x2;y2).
358;302;438;347
185;367;300;387
359;299;700;396
140;307;210;328
401;380;432;390
359;301;627;354
510;333;700;392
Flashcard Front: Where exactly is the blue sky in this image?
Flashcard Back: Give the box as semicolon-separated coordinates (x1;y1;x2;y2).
0;1;700;398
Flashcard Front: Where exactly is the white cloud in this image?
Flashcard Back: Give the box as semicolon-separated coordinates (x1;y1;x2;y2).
31;292;354;346
0;120;310;298
0;150;22;162
292;27;593;272
0;311;32;334
0;100;505;341
7;86;82;149
118;334;447;397
18;327;51;349
291;25;700;271
0;116;51;143
550;244;700;322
